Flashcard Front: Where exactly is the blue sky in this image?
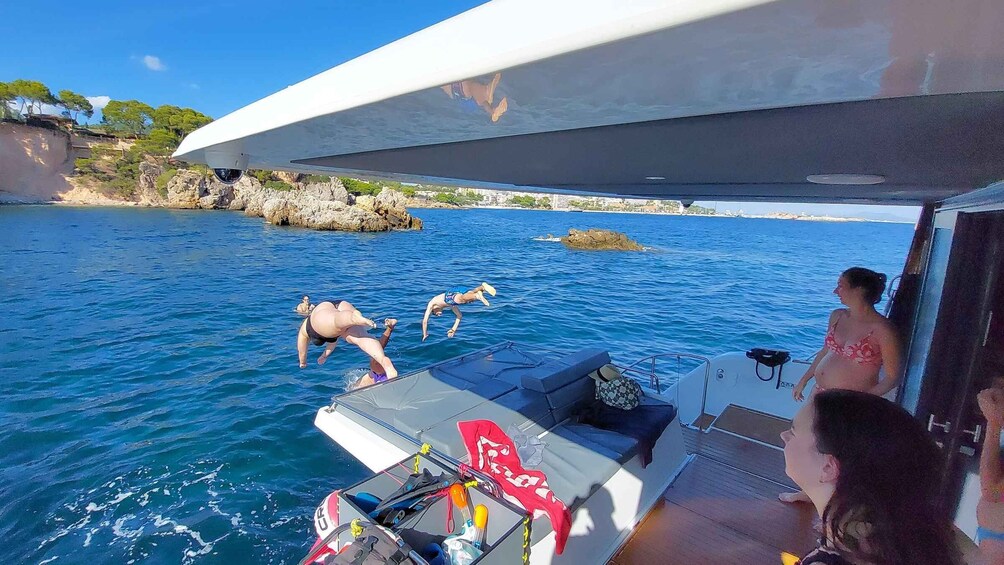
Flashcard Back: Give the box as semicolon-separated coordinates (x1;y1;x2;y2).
0;0;918;221
0;1;487;119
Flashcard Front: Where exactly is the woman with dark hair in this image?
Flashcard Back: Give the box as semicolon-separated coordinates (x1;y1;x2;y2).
792;267;902;401
782;267;904;503
781;389;962;565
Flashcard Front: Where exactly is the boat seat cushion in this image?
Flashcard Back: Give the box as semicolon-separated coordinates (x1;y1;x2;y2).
544;376;595;424
556;423;639;464
532;424;635;514
520;348;610;393
430;344;545;388
429;373;516;401
579;397;678;467
337;370;493;437
419;389;555;458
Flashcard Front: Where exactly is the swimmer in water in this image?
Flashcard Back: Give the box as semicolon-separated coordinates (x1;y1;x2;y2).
295;295;314;315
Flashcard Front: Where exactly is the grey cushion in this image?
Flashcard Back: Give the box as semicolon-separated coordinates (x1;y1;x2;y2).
534;424;625;511
557;423;639;464
419;390;556;458
520;348;610;393
338;371;490;436
545;377;595;424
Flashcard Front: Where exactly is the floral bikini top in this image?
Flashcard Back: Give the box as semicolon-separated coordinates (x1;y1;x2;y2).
824;311;883;366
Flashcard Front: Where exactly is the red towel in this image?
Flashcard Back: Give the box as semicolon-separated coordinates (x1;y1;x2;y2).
457;419;572;555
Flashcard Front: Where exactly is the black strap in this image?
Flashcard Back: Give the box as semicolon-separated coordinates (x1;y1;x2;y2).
746;349;791;390
349;536;378;565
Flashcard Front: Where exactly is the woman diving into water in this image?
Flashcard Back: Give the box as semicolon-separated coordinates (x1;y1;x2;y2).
296;300;398;379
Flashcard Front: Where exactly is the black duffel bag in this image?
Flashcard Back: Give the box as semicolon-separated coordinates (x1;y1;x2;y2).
745;348;791;390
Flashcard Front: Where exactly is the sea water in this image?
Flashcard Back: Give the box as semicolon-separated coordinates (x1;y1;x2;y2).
0;206;913;563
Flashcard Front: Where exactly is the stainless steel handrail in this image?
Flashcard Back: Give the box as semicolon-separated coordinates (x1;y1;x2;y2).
622;352;713;427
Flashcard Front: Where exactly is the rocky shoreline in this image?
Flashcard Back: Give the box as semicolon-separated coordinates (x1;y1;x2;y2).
0;123;421;232
156;170;422;231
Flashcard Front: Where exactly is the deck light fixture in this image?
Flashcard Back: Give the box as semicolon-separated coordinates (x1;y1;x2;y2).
806;174;885;185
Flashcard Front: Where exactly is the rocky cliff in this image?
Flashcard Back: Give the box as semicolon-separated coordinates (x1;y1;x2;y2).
0;123;422;232
0;122;75;203
155;168;421;232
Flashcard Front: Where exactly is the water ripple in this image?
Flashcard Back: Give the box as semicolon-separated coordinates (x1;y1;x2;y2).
0;206;913;563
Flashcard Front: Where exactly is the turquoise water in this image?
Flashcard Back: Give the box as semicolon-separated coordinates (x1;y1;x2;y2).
1;206;913;563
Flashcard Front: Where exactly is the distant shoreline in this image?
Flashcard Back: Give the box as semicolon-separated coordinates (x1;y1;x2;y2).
2;200;914;225
408;204;915;224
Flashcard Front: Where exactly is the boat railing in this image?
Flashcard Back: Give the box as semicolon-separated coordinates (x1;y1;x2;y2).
619;353;712;422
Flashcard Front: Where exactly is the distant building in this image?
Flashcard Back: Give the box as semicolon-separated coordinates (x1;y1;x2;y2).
27;114;75;132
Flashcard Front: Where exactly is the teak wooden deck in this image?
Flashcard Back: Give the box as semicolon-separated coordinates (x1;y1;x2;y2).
610;427;818;564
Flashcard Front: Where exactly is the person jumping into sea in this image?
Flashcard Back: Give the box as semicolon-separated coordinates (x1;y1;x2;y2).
350;318;398;389
422;282;496;341
297;300;398;379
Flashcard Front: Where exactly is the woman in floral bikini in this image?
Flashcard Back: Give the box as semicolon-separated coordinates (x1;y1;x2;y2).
783;267;903;503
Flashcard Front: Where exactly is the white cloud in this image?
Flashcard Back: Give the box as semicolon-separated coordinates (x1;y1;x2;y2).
143;55;166;71
86;95;110;110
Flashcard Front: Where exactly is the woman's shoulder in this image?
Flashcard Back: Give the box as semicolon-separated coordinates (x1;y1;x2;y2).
828;308;848;323
799;545;855;565
871;315;899;338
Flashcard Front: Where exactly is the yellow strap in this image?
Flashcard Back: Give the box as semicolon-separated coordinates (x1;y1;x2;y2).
463;480;478;488
521;515;531;565
350;518;363;538
414;443;432;473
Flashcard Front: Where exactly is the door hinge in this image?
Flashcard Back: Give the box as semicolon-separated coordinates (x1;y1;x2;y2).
928;414;951;433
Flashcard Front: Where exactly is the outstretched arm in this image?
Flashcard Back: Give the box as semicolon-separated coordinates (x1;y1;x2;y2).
317;338;338;365
447;306;462;337
793;310;841;401
793;347;826;401
379;326;393;348
422;302;433;342
979;389;1004;497
297;321;309;368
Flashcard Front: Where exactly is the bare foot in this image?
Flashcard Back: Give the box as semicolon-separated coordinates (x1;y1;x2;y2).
481;282;497;296
491;97;508;123
384;318;398;330
779;491;811;503
318;352;330;365
476;291;490;307
486;73;502;105
350;310;377;329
